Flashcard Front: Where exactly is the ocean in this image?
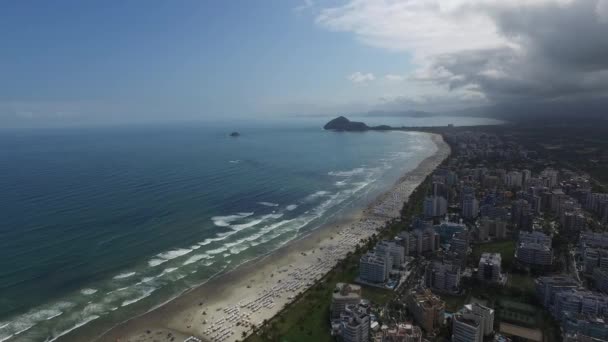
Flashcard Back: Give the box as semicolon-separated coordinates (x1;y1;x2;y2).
0;117;499;341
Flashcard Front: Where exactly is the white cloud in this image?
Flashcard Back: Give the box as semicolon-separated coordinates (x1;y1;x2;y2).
348;71;375;83
384;74;405;82
597;0;608;22
294;0;314;12
317;0;507;59
316;0;575;60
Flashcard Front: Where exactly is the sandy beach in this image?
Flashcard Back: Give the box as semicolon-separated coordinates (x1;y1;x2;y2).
67;133;450;342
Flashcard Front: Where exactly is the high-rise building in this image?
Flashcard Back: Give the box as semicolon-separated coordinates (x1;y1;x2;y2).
379;323;423;342
332;302;371;342
535;276;579;308
505;171;523;188
552;289;608;322
478;253;502;283
541;168;559;188
452;303;495;342
424;261;461;294
406;287;445;333
359;252;389;284
413;228;440;254
424;196;448;218
331;283;362;319
452;312;481;342
376;240;405;270
516;231;553;267
397;231;417;256
522;169;532;187
462;194;479;219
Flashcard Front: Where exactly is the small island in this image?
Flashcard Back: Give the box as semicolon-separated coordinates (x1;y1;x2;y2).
229;132;240;137
323;116;369;131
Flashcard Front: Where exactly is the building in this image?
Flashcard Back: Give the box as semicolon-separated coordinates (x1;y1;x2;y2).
505;171;523;188
424;195;448;218
452;303;495;342
562;312;608;341
583;248;608;275
424;261;461;294
478;253;502;283
580;231;608;250
397;228;439;256
535;276;579;308
593;268;608;294
462;194;479;219
562;210;587;235
516;231;553;267
398;226;440;255
331;283;362;319
360;252;389;284
397;231;417;256
452;311;482;342
479;216;507;239
450;231;469;257
541;168;559;188
553;289;608;322
406;287;445;333
522;169;532;187
434;221;466;244
465;303;495;336
377;323;422;342
332;302;371;342
376;240;405;270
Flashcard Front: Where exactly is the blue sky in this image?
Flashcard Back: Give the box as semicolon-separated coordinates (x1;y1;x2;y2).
0;0;415;127
3;0;607;127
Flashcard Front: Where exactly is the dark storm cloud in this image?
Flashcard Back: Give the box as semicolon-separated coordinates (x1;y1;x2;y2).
429;0;608;113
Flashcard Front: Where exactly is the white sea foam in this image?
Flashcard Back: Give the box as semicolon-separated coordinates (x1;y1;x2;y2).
148;258;167;267
207;246;228;255
183;253;211;265
135;277;155;285
335;181;347;187
258;201;279;207
228;160;241;164
47;315;100;342
229;213;284;231
328;167;367;177
121;289;155;307
0;303;76;342
113;271;136;280
157;248;192;261
80;288;98;295
162;267;178;274
45;311;63;320
305;190;329;201
1;324;33;341
211;212;254;227
229;244;249;255
286;204;298;211
230;218;264;231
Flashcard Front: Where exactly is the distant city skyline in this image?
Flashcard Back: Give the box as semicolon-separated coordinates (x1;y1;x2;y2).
1;0;607;127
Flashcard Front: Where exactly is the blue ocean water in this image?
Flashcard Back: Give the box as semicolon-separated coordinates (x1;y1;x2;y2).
0;118;486;341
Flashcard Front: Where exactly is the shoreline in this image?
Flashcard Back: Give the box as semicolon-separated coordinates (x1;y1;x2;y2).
65;133;451;342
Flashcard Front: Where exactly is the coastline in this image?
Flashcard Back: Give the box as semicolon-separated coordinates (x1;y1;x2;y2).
65;133;451;342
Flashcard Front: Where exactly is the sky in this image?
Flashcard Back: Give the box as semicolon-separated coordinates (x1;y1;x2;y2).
1;0;608;127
